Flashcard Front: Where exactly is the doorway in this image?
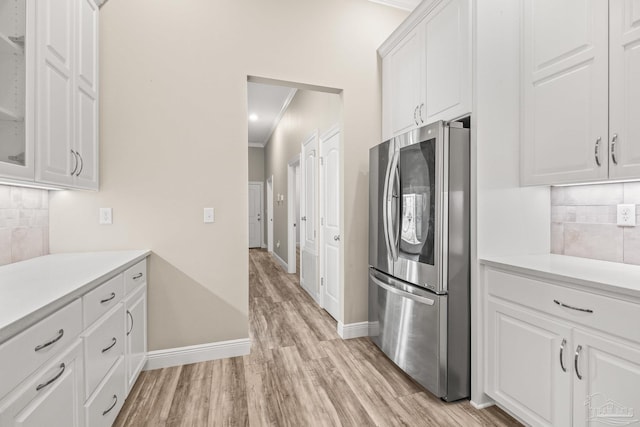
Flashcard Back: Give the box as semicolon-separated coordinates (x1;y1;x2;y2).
266;175;274;253
287;155;300;274
248;182;264;248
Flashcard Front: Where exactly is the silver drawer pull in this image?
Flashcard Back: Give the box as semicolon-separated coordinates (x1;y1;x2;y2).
575;345;583;380
127;310;134;336
100;292;116;304
103;394;118;416
36;363;65;391
559;338;567;372
101;337;117;353
553;299;593;314
370;274;435;306
132;273;143;280
34;329;64;352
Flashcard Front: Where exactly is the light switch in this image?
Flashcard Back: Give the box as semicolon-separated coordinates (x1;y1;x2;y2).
204;208;215;223
617;204;636;227
99;208;112;225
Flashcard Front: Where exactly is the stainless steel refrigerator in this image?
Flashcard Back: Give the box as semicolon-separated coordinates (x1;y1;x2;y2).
368;120;470;401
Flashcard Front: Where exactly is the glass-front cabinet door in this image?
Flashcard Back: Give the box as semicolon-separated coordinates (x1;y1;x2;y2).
0;0;33;180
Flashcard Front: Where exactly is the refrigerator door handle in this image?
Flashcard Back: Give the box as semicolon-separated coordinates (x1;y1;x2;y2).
370;273;435;306
386;151;400;261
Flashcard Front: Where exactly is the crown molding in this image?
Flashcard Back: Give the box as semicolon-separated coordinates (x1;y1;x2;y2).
261;88;298;146
378;0;441;57
368;0;420;12
248;142;265;148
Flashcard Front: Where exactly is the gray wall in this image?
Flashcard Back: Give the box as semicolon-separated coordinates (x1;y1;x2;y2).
248;147;265;183
551;182;640;265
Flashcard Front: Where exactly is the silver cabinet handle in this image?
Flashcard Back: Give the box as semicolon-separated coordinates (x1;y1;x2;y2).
419;103;424;123
575;345;583;380
101;337;117;353
413;105;418;126
559;338;567;372
70;150;79;175
100;292;116;304
36;363;65;391
103;395;118;416
611;134;618;165
370;274;435;306
301;216;307;221
35;329;64;352
133;273;143;280
595;137;602;167
333;235;340;241
76;152;84;176
553;299;593;313
127;310;134;336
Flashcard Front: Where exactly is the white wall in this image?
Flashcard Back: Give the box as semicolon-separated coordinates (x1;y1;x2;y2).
48;0;408;351
471;0;550;405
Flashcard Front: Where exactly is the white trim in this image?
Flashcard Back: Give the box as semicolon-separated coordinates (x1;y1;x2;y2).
262;88;297;146
248;181;264;249
378;0;442;56
470;400;495;410
248;142;264;148
287;154;300;274
143;338;251;371
368;0;419;12
337;321;370;339
272;251;288;272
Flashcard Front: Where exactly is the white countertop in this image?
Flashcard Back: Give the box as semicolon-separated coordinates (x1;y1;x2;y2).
0;250;150;344
480;253;640;300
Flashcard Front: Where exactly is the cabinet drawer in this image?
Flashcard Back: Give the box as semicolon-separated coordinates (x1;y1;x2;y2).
83;274;124;328
124;259;146;295
0;299;82;400
85;356;125;427
82;304;124;399
486;268;640;343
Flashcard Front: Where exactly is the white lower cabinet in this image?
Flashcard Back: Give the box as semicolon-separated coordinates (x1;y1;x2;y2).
0;340;85;427
125;284;147;392
485;266;640;427
84;357;125;427
487;299;571;426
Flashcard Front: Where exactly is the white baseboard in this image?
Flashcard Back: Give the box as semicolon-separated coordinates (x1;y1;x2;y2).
337;321;371;339
470;400;495;410
144;338;251;371
272;251;288;271
261;243;267;249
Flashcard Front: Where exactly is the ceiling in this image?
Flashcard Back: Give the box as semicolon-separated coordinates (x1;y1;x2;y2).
247;82;297;147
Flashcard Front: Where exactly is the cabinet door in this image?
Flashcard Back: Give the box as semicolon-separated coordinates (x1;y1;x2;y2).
423;0;470;124
609;0;640;180
35;0;74;187
125;285;147;392
0;340;84;427
383;22;425;139
486;299;572;426
572;330;640;427
521;0;609;185
73;0;98;190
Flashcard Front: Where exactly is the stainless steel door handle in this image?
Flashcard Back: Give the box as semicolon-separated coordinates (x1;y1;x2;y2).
100;292;116;304
34;329;64;352
127;310;134;336
595;137;601;167
70;150;78;175
574;345;583;380
36;363;65;391
103;395;118;416
333;235;340;241
413;105;419;126
76;152;84;176
559;338;567;372
101;337;117;353
370;274;435;306
611;134;618;165
419;103;424;123
553;299;593;313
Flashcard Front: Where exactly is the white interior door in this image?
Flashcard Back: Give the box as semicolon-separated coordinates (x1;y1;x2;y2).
300;131;318;302
267;176;273;253
248;182;262;248
320;128;340;320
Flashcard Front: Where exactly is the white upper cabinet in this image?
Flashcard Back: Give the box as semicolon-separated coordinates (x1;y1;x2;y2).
609;0;640;180
522;0;640;185
380;0;471;142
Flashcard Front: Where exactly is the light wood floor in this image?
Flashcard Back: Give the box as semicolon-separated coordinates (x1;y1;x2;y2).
114;249;520;426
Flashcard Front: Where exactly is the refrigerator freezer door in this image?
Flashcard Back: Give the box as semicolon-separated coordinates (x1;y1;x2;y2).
369;140;395;276
368;268;447;398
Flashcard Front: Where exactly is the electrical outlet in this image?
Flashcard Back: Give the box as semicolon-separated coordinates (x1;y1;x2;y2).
204;208;215;223
99;208;112;225
617;204;636;227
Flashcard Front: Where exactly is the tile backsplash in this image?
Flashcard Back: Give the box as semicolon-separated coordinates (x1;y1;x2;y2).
551;182;640;265
0;185;49;266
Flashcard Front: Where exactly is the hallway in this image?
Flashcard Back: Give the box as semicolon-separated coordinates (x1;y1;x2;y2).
114;249;519;426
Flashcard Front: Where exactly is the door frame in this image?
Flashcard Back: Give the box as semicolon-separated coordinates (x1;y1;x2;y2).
248;181;264;249
266;175;274;253
319;124;341;317
287;155;300;274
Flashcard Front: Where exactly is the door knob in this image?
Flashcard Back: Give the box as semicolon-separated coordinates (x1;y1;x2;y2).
334;235;340;241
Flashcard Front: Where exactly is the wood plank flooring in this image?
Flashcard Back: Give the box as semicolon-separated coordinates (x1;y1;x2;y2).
114;249;520;426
